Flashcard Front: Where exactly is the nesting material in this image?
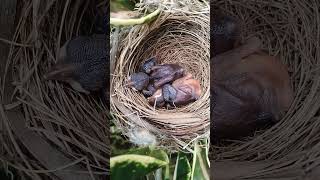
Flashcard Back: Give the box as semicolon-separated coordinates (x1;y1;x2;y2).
1;1;109;179
211;0;320;176
111;11;210;147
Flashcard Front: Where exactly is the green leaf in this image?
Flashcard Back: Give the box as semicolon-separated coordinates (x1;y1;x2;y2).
111;133;133;156
191;141;210;180
173;153;191;180
126;147;169;163
126;146;171;180
111;154;168;180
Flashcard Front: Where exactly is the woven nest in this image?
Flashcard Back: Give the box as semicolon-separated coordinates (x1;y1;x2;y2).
111;10;210;148
212;0;320;176
1;0;108;179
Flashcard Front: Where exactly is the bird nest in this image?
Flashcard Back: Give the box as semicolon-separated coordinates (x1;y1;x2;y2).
1;0;108;179
212;0;320;178
111;10;210;149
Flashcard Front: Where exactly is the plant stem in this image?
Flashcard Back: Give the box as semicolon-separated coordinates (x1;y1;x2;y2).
110;9;161;26
190;140;198;180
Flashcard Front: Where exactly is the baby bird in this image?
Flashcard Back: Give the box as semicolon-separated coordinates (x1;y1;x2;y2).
211;11;240;55
212;81;267;140
147;88;165;107
163;73;202;107
213;37;261;77
150;64;185;89
140;57;157;74
126;58;157;93
212;37;293;140
43;35;107;95
142;83;157;97
126;72;150;91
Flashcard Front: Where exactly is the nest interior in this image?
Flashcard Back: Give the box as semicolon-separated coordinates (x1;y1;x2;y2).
1;0;109;179
111;11;210;148
212;0;320;177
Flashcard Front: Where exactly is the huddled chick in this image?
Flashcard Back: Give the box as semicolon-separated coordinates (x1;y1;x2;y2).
211;12;293;141
126;57;202;108
162;73;201;107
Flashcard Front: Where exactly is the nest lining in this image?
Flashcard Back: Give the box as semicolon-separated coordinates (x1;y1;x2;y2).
211;0;320;167
1;0;109;179
111;11;210;147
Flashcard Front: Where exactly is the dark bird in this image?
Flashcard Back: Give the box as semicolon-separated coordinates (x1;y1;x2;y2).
211;11;240;55
140;57;157;74
126;72;150;91
43;35;107;95
150;64;185;89
163;73;202;107
212;37;293;140
142;83;157;97
147;88;165;107
212;81;267;140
